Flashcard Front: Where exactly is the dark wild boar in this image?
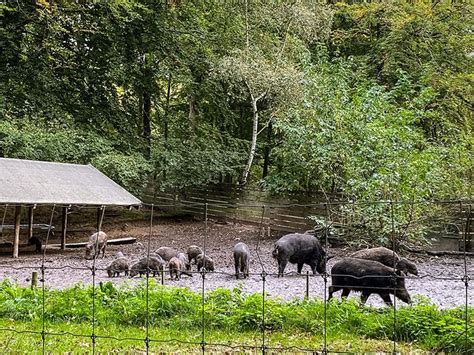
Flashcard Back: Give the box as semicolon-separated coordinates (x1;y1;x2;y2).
187;245;203;265
154;247;178;262
129;256;165;277
84;232;108;260
107;257;129;277
272;233;328;277
350;247;418;275
233;242;250;279
328;257;412;306
196;253;214;272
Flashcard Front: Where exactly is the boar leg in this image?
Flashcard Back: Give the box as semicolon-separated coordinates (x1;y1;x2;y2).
341;288;350;299
278;258;288;277
360;291;371;305
297;263;304;274
234;255;240;278
379;293;393;306
328;285;341;301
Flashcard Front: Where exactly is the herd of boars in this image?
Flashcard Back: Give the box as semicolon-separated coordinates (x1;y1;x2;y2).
86;232;418;306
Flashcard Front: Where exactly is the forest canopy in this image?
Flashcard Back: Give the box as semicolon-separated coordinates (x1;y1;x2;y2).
1;0;472;204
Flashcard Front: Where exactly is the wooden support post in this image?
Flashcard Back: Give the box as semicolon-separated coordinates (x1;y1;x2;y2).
31;271;38;289
28;206;34;240
61;207;68;250
13;206;21;258
96;207;102;232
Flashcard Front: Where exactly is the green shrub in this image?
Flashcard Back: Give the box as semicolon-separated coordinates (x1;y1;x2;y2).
0;280;471;351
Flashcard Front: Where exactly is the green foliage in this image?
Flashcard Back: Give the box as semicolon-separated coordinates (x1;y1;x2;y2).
0;121;113;163
0;281;471;352
152;125;248;190
92;153;152;196
0;1;472;244
265;62;472;245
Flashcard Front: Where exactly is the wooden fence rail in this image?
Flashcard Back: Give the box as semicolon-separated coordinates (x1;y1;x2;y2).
142;184;340;235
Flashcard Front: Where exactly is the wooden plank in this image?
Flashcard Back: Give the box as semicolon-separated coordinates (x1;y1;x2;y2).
270;213;308;222
185;190;235;201
48;237;137;249
13;206;21;258
61;207;68;250
28;207;34;240
185;196;234;206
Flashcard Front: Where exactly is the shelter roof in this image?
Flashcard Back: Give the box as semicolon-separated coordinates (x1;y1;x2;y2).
0;158;142;206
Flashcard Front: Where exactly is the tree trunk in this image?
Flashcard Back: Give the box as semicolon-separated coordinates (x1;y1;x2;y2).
164;74;172;145
241;91;265;185
162;74;172;181
142;90;151;159
262;119;273;178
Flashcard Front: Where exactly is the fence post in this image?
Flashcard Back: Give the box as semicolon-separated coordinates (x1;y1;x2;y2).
463;204;470;351
31;271;37;289
261;270;266;355
305;270;309;299
390;200;397;354
323;202;330;354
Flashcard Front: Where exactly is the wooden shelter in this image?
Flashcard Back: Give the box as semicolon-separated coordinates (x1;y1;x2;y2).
0;158;142;257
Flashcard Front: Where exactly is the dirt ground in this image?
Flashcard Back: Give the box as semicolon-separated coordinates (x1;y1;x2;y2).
1;218;472;309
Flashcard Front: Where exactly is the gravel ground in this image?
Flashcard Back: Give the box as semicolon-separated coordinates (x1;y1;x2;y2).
0;218;472;309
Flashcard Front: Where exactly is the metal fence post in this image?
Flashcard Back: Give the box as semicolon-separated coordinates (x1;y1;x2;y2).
390;201;397;354
305;271;309;299
145;204;154;354
200;202;208;354
463;204;471;351
261;270;266;355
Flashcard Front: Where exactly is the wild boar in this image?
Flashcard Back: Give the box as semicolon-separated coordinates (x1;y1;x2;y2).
84;231;108;260
350;247;418;276
233;242;250;279
176;252;191;270
107;257;129;277
129;256;165;278
187;245;203;265
154;246;178;262
196;253;215;272
328;257;412;306
272;233;328;277
169;254;193;280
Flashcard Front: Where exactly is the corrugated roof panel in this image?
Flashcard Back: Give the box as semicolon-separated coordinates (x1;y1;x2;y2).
0;158;142;206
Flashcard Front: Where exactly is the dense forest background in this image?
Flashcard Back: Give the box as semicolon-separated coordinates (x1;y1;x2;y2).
1;0;472;205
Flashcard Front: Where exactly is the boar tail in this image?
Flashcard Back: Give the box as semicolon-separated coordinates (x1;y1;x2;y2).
272;245;279;259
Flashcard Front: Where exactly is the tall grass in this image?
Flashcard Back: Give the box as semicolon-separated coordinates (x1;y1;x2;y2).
0;280;471;352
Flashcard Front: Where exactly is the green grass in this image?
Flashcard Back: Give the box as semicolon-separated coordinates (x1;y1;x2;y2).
0;279;472;353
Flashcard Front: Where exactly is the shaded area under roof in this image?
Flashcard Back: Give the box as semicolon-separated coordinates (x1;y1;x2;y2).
0;158;142;206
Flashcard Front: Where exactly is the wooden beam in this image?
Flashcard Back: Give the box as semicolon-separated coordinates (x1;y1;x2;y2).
28;206;34;240
96;207;102;232
13;206;21;258
61;207;68;250
46;237;136;249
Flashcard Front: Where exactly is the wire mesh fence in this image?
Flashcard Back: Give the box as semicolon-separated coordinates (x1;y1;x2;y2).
0;200;472;353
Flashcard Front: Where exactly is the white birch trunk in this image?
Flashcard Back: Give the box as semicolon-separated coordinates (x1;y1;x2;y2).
241;91;265;185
